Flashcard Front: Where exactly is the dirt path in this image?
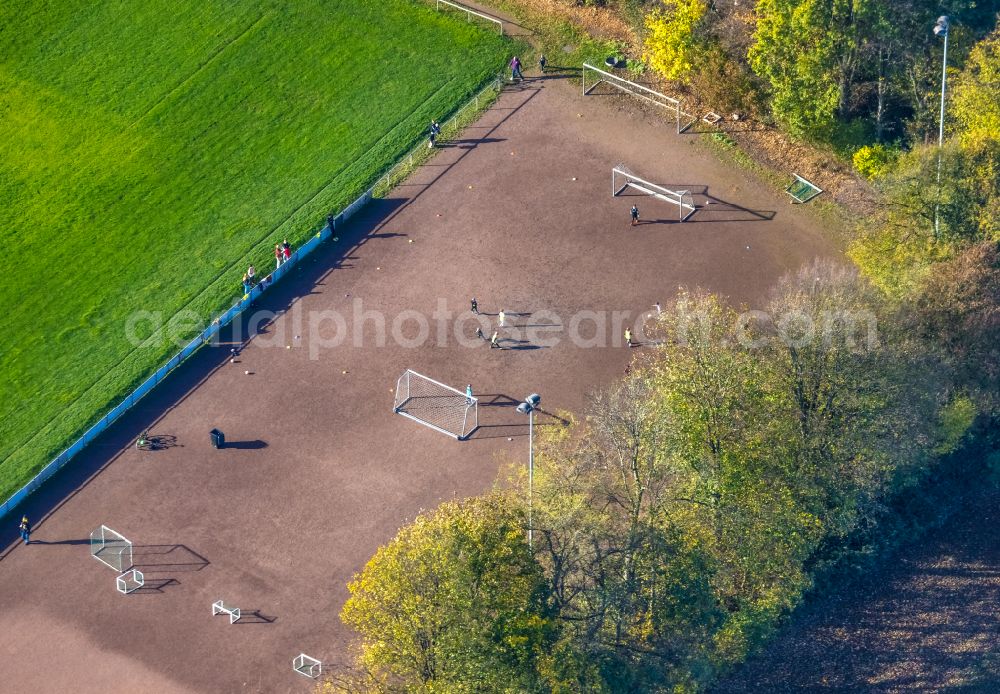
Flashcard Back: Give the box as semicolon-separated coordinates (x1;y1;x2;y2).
714;487;1000;692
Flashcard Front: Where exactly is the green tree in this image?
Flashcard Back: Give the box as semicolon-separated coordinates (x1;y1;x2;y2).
950;26;1000;239
952;26;1000;150
750;0;876;133
911;241;1000;416
526;376;724;691
341;494;564;693
764;260;943;557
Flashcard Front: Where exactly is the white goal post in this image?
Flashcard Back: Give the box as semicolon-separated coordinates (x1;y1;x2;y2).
436;0;504;34
91;525;133;572
293;653;322;679
394;369;478;440
613;165;696;222
582;63;696;134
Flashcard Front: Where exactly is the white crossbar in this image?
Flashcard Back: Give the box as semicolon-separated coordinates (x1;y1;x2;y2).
583;63;678;105
582;63;696;134
612;167;696;222
436;0;503;33
212;600;241;624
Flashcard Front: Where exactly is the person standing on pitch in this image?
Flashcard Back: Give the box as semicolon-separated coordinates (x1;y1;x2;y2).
475;326;486;341
539;54;547;73
471;297;479;314
510;56;523;81
283;238;292;263
498;309;506;328
490;331;500;349
19;516;31;544
275;243;283;269
466;384;474;405
631;204;639;227
247;264;256;282
624;328;633;347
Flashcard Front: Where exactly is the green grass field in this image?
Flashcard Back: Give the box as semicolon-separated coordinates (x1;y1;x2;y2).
0;0;510;502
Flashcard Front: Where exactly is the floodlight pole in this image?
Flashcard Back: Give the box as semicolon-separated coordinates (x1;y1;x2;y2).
528;406;534;549
517;394;541;550
934;16;949;237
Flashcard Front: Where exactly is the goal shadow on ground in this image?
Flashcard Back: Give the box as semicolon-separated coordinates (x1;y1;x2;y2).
468;395;570;440
617;187;775;223
0;84;542;557
132;544;210;572
234;609;277;625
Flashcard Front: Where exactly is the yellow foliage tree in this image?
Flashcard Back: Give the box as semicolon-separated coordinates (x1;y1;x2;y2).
644;0;709;82
951;27;1000;152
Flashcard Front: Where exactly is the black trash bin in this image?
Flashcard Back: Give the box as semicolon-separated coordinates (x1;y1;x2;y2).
210;429;225;449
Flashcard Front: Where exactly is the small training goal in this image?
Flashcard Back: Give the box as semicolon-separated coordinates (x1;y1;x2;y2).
613;165;696;222
582;63;696;134
394;369;478;440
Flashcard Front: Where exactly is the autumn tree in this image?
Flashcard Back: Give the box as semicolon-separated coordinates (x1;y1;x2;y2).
341;494;569;693
644;0;711;81
911;241;1000;416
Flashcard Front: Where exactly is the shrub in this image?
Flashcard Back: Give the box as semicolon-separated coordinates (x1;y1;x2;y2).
853;143;900;180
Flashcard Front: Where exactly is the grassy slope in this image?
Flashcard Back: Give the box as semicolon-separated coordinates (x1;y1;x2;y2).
0;0;508;500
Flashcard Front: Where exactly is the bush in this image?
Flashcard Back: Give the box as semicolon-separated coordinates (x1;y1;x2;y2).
853;143;900;180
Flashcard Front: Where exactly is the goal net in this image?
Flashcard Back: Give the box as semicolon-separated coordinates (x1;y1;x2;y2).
582;63;696;134
394;369;478;440
613;165;696;222
91;525;133;572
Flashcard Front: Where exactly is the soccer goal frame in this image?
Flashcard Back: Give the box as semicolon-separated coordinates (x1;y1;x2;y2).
582;63;696;134
394;369;478;440
613;166;696;222
116;569;144;595
436;0;504;34
293;653;322;679
91;525;133;572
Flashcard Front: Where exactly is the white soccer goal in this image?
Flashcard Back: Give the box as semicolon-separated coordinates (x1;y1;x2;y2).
212;600;241;624
116;569;144;595
394;369;478;440
436;0;504;34
91;525;133;572
613;165;696;222
582;63;696;134
293;653;322;679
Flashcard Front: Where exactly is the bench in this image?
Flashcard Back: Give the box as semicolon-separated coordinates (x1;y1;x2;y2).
212;600;241;624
